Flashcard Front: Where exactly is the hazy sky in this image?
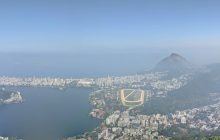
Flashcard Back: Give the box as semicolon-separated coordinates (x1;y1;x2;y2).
0;0;220;59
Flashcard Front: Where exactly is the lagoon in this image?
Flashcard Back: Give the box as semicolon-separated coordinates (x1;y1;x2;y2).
0;87;99;140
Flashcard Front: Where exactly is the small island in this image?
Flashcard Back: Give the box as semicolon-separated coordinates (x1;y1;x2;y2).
0;136;22;140
0;88;23;105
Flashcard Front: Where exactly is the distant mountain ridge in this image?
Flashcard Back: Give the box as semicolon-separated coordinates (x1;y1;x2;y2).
153;53;194;74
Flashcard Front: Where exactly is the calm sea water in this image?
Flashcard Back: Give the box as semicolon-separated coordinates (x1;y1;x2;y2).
0;87;100;140
0;53;162;78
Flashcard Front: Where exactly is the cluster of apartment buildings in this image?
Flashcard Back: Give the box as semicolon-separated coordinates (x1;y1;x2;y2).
151;74;191;97
170;99;220;131
97;98;220;140
0;76;77;87
98;110;168;140
94;73;165;88
0;73;190;92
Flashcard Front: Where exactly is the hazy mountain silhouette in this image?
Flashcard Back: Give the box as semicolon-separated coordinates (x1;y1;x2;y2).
153;53;194;74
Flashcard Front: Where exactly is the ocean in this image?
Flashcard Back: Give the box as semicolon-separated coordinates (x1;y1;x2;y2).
0;52;162;78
